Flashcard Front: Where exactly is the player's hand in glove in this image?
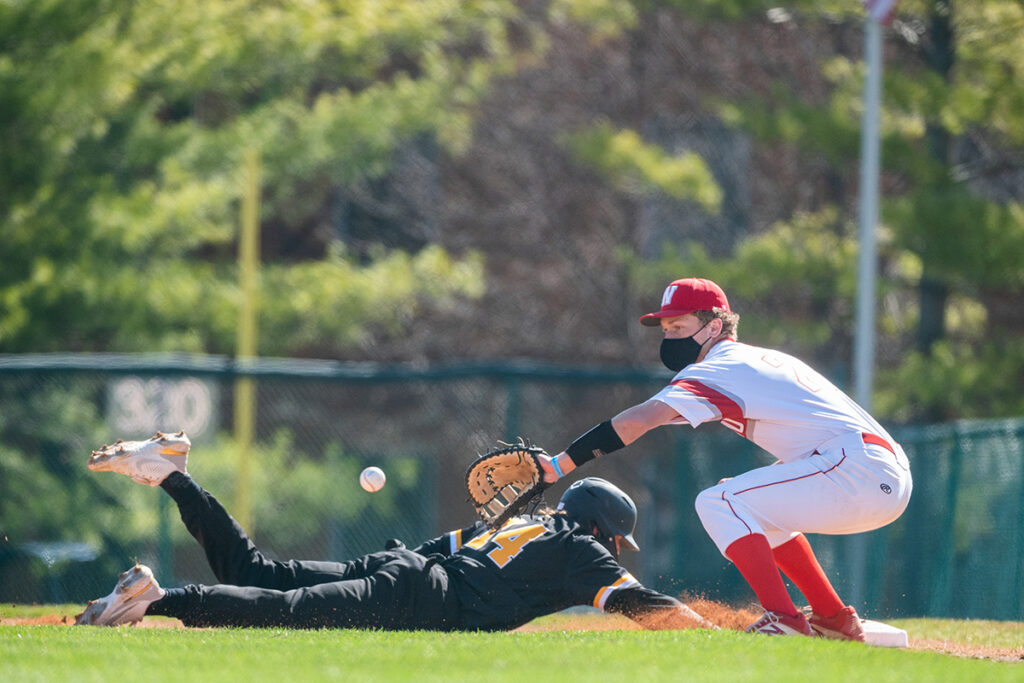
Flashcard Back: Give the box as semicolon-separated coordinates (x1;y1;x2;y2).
466;441;550;529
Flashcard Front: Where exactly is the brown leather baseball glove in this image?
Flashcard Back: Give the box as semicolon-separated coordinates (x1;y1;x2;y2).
465;441;549;529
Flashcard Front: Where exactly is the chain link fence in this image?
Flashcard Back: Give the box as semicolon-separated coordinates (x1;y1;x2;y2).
1;354;1022;620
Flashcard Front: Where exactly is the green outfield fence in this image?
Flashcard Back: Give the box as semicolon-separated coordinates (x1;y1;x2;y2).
1;353;1022;621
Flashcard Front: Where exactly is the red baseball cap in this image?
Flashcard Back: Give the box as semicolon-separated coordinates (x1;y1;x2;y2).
639;278;730;326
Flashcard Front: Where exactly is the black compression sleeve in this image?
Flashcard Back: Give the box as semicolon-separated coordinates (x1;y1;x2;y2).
604;586;682;617
565;420;626;467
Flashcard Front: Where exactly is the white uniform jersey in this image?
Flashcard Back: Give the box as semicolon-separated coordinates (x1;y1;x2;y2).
651;339;896;463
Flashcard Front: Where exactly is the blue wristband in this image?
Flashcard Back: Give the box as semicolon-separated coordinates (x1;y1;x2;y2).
550;456;565;479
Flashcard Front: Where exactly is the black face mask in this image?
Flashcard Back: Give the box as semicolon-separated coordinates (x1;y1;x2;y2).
660;323;710;372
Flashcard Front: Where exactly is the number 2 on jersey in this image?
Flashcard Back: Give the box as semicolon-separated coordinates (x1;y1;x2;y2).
465;523;547;568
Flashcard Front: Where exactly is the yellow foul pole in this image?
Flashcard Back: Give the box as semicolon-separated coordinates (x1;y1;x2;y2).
235;148;261;531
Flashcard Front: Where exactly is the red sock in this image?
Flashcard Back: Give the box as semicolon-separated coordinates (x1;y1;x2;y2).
725;534;798;617
772;534;844;617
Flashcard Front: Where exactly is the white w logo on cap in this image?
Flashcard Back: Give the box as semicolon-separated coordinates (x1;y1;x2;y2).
661;285;678;307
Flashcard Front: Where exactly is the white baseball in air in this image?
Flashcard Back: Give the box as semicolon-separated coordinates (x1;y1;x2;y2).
359;466;386;492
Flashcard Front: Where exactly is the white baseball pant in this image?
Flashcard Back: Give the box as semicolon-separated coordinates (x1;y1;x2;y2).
695;431;912;553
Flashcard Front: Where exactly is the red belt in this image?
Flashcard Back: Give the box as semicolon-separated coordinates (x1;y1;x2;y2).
861;432;895;455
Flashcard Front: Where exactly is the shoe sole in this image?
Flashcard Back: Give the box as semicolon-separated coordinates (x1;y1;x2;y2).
88;451;188;471
750;626;814;636
75;565;162;626
746;611;815;637
810;624;866;641
88;432;190;472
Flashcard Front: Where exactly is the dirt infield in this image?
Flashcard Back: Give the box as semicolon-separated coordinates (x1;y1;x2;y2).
2;614;75;626
3;601;1022;662
511;599;760;633
1;613;184;628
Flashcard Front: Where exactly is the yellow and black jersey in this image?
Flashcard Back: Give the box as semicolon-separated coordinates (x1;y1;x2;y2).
411;514;681;631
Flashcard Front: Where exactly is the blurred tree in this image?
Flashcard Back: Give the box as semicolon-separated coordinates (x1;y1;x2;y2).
0;0;726;360
638;0;1024;420
0;0;533;355
833;1;1024;350
565;121;722;212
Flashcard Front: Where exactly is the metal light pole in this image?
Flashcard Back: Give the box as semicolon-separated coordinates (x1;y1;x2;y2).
849;14;884;609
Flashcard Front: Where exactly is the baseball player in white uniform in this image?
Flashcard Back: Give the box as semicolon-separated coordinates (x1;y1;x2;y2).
539;277;912;639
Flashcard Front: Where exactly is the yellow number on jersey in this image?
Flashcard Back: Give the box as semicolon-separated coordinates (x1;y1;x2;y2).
465;521;547;568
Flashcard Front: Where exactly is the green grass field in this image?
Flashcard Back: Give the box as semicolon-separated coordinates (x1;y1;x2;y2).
1;607;1021;682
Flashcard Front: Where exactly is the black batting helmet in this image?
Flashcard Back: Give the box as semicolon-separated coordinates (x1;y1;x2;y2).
557;477;639;555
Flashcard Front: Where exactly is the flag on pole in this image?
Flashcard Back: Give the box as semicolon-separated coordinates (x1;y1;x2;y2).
863;0;899;23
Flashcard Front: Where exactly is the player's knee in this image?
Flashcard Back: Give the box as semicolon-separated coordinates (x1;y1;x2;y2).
694;486;726;523
694;487;751;556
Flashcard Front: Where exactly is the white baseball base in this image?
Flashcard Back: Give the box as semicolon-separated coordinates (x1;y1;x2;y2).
861;619;908;648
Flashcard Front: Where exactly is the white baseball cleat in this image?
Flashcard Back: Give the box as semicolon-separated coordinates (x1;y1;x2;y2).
75;564;165;626
88;431;190;486
745;610;815;636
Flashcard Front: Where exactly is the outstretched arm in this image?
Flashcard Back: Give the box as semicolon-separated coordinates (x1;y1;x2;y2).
605;587;717;631
409;522;487;556
540;399;683;483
